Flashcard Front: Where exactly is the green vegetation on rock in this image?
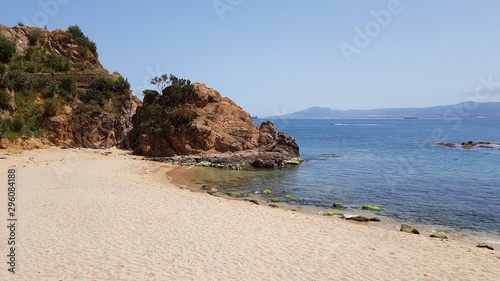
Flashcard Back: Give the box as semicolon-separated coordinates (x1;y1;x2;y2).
67;25;98;57
270;198;280;202
285;194;297;201
263;189;272;195
362;204;381;211
0;25;133;143
138;74;197;135
400;224;419;234
286;157;303;165
323;211;343;216
332;202;344;208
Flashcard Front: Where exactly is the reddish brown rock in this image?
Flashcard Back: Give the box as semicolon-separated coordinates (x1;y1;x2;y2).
131;83;300;166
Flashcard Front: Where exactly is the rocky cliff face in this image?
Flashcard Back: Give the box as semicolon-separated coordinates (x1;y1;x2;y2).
0;24;140;149
0;25;102;69
130;83;300;166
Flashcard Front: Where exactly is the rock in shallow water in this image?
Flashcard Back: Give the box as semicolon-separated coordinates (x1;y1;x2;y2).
332;202;344;208
362;204;380;211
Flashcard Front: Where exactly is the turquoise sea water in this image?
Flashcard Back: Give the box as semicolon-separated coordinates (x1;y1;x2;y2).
199;119;500;241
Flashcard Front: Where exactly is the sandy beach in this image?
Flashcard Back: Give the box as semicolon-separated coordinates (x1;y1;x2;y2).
1;147;499;280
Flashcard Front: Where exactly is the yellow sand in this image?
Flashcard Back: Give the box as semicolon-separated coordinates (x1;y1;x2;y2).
0;147;499;280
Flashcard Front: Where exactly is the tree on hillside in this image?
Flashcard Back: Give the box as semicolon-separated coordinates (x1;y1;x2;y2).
0;36;16;63
150;74;170;93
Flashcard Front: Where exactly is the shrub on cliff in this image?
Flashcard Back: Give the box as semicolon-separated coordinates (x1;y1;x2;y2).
60;75;77;100
114;76;130;95
0;36;16;63
67;25;98;58
0;90;11;107
5;69;30;92
166;106;198;129
28;30;41;46
139;74;197;134
79;77;114;106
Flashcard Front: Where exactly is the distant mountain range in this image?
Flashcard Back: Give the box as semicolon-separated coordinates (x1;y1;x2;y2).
265;102;500;119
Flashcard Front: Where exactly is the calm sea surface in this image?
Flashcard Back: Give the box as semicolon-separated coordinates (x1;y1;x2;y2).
192;119;500;241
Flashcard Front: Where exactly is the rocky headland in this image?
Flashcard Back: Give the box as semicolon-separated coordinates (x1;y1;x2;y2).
0;24;299;167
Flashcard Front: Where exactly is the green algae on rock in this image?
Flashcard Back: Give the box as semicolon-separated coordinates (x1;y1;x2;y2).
362;204;380;211
400;224;420;234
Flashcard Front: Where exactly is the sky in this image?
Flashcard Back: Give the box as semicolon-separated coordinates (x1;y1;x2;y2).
2;0;500;117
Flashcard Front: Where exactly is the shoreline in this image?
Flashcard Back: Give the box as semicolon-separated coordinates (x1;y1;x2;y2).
165;165;500;251
1;147;499;280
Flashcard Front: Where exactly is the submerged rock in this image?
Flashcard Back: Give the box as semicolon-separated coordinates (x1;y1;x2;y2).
362;204;381;211
318;154;341;158
435;142;456;148
430;232;448;239
400;224;420;234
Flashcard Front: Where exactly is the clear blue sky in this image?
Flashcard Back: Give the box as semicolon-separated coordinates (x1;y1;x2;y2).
2;0;500;116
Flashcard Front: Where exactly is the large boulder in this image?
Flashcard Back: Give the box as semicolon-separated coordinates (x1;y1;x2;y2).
131;83;300;165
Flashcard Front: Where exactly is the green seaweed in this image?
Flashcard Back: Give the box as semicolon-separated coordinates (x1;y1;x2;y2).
286;157;304;165
263;189;272;195
323;211;343;216
285;194;297;201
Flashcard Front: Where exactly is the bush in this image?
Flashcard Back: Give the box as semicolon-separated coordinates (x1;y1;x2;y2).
0;90;11;107
5;69;30;92
13;47;72;73
60;75;76;94
11;115;24;132
67;25;98;57
166;106;197;129
30;77;50;92
42;82;57;99
114;76;130;95
28;30;41;46
42;99;59;117
79;77;114;106
0;36;16;63
2;131;18;141
0;63;6;76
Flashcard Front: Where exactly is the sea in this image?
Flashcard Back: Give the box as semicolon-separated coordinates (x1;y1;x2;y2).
184;118;500;243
